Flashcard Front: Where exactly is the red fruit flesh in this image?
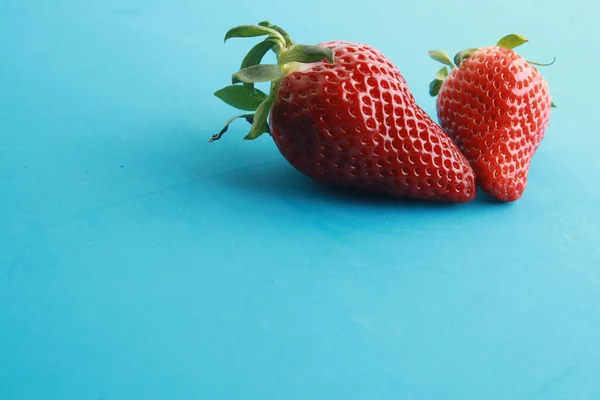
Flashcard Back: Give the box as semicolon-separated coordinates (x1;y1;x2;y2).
436;46;552;201
270;41;476;202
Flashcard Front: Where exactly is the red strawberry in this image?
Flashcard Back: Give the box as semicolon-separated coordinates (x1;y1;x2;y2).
212;22;476;202
429;34;554;202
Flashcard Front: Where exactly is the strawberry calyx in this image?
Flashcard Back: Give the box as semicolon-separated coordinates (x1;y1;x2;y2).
496;34;529;49
427;50;454;97
210;21;335;142
527;57;556;67
453;48;479;68
428;65;449;97
496;34;555;67
428;34;555;97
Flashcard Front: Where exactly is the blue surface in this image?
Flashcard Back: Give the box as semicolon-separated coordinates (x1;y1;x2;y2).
1;0;599;398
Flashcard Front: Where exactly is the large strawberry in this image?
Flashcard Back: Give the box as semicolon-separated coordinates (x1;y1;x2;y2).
428;34;554;202
212;22;476;202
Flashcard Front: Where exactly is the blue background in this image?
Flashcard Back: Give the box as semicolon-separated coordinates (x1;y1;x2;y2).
1;0;599;398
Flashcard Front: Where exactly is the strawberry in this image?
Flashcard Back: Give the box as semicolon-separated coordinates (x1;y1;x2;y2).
428;34;554;202
212;22;476;202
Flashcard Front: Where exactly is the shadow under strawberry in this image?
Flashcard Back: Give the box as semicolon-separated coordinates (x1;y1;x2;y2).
218;161;476;209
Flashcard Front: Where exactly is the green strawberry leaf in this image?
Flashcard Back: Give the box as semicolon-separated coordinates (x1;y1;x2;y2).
258;21;295;46
232;64;284;84
551;101;557;108
435;66;449;80
454;48;479;67
428;50;455;68
278;44;334;65
225;25;280;42
209;113;255;142
244;97;274;140
429;79;442;97
240;39;278;90
242;40;277;69
497;34;529;49
429;67;448;96
224;24;286;54
527;57;556;67
214;85;268;111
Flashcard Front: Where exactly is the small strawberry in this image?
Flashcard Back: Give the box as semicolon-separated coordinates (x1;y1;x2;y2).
429;34;554;202
212;22;476;202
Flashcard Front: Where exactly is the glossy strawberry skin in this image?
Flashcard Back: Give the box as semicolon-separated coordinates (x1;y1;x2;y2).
269;41;476;202
436;46;552;202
